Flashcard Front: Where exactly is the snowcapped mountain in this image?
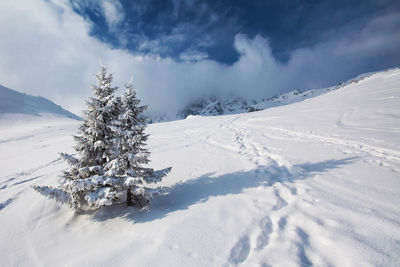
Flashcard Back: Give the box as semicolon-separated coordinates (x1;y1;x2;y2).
152;70;379;122
0;84;80;120
177;95;250;118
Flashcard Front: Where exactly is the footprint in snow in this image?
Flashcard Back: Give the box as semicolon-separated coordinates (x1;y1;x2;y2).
272;189;288;211
229;236;251;264
256;216;273;249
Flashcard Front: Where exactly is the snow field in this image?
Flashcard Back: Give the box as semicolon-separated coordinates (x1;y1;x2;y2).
0;68;400;266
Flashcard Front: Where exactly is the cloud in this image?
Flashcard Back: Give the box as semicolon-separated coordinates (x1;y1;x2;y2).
0;0;399;118
101;0;124;27
179;51;209;62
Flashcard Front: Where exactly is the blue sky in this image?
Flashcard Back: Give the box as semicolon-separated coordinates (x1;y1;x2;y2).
0;0;399;115
71;0;400;66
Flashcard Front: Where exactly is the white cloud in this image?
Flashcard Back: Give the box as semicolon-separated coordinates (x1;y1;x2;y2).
101;0;124;27
179;51;208;62
0;0;399;118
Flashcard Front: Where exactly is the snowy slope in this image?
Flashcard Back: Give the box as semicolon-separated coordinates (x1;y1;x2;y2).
167;71;377;121
0;84;80;120
0;68;400;266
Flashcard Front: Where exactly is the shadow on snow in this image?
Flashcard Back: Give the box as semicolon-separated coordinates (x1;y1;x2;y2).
92;157;357;223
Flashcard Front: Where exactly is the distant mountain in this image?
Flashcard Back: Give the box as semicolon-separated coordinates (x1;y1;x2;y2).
0;69;381;123
177;95;250;119
172;71;379;121
0;85;80;120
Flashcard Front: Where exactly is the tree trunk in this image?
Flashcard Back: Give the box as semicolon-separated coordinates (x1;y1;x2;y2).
127;188;132;206
132;194;144;208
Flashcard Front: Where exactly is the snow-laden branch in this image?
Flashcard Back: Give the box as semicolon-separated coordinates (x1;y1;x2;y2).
33;186;70;205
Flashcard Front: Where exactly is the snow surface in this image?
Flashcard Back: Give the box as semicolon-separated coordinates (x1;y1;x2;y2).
0;84;80;120
0;68;400;266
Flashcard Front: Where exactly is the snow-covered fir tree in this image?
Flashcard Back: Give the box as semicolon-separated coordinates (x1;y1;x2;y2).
107;82;171;207
34;66;171;209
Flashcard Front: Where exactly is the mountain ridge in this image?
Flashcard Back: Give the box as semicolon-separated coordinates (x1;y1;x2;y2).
148;69;384;123
0;84;80;120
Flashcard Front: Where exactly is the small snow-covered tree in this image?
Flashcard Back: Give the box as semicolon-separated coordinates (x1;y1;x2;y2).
107;82;171;207
34;66;171;210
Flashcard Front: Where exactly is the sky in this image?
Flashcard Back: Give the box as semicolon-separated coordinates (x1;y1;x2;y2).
0;0;399;116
